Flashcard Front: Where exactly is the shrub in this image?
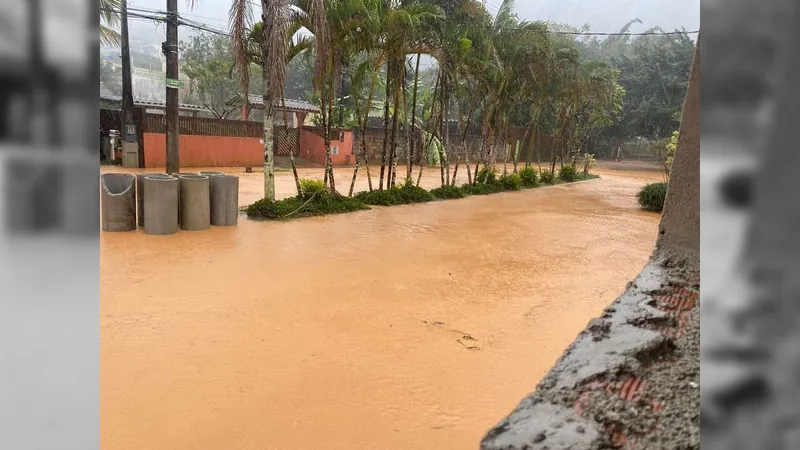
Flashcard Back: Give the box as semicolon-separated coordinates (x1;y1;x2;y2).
461;182;503;196
559;165;578;182
498;173;522;191
518;167;538;187
246;194;369;220
430;185;466;199
637;182;668;212
539;169;555;184
299;178;326;200
476;166;498;184
355;182;434;206
396;183;435;203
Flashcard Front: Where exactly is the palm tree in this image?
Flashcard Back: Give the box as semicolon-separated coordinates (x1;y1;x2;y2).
100;0;122;47
230;0;294;201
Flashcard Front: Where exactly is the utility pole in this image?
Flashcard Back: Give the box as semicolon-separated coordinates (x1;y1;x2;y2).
120;0;137;166
165;0;180;173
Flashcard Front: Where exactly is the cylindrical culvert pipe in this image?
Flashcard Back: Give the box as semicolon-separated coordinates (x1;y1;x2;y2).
179;174;211;231
101;173;137;232
143;175;179;235
137;173;167;226
200;171;224;200
171;173;198;225
210;175;239;226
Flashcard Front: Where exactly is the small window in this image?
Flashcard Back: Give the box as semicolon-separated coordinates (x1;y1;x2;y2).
339;131;345;141
331;146;339;156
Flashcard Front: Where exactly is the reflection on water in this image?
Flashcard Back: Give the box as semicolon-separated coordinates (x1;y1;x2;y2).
101;163;661;450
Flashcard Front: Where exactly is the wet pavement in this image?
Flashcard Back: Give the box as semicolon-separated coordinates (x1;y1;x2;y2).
101;163;662;449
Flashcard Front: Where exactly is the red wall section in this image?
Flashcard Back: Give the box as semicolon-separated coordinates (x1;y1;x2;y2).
143;133;263;168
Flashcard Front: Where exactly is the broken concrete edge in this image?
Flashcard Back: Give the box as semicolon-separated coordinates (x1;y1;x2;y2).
480;247;699;450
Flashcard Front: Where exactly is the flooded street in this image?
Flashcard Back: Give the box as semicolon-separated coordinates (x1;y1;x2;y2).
101;163;662;450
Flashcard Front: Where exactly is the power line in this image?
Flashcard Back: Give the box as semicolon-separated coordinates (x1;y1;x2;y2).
549;30;698;36
104;6;698;39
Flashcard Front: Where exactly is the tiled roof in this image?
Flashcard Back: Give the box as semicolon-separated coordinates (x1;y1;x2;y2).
237;94;320;113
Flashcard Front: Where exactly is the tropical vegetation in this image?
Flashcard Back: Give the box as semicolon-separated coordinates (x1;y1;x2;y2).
225;0;647;201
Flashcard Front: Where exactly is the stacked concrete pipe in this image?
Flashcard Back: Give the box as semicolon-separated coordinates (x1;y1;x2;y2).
199;171;224;200
178;174;211;231
137;173;167;226
171;173;198;225
101;173;137;232
209;175;239;226
143;175;179;235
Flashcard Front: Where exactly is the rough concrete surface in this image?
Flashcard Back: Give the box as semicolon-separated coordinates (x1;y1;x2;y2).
178;175;211;231
209;175;239;226
137;173;165;226
101;173;136;232
481;253;699;450
657;44;699;258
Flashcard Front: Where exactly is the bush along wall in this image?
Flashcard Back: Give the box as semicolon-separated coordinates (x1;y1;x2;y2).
637;182;668;212
246;169;600;220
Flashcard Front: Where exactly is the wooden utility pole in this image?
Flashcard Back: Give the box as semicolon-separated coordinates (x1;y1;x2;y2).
165;0;180;173
120;0;136;156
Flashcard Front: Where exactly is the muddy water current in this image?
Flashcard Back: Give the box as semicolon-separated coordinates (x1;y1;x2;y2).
101;164;661;449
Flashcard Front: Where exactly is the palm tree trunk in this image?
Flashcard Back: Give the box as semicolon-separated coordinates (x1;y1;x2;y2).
443;76;451;187
408;53;421;180
262;57;276;201
349;103;365;196
438;74;446;187
389;90;400;188
379;63;391;190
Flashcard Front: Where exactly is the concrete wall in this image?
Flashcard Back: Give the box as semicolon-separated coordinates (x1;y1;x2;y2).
143;127;346;168
656;44;700;259
143;133;263;168
299;128;355;166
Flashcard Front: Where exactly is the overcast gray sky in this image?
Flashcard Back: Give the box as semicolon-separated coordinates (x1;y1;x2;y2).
126;0;699;40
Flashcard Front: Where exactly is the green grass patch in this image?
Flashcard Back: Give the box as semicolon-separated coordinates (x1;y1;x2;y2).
518;167;538;187
246;193;369;220
299;178;327;199
460;182;504;195
355;181;435;206
637;182;668;212
476;166;498;184
245;171;601;222
539;169;555;184
558;165;578;182
430;185;467;199
498;173;522;191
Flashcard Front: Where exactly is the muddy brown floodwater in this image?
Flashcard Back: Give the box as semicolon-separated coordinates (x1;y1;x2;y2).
101;163;662;450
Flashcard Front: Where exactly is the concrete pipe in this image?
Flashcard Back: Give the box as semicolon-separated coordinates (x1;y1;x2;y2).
199;171;224;199
179;175;211;231
137;173;167;226
101;173;137;232
209;175;239;226
143;175;179;235
171;173;198;224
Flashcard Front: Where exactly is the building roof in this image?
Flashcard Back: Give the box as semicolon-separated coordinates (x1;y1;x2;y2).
227;94;320;114
100;88;209;112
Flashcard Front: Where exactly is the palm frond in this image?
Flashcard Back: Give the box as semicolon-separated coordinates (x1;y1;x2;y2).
229;0;253;97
